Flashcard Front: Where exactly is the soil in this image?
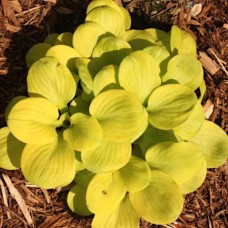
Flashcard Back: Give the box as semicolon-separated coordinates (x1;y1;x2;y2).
0;0;227;227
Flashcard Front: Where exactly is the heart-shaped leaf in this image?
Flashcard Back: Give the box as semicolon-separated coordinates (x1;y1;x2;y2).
119;50;161;104
129;170;183;225
21;135;76;189
86;172;126;214
189;120;228;168
7;97;60;144
146;142;206;191
82;140;131;173
89;89;148;142
162;54;203;91
147;84;197;130
85;6;125;38
27;57;76;111
73;21;107;57
92;195;139;228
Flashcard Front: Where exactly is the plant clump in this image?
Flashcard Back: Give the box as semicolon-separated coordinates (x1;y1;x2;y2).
0;0;227;227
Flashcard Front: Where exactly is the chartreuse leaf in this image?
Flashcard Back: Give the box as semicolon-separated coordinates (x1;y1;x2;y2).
143;46;171;75
199;79;206;103
89;90;148;142
170;25;197;56
45;45;81;73
73;21;107;57
86;172;126;214
7;97;59;144
114;155;151;192
179;160;207;194
147;84;197;130
86;0;131;30
63;113;103;152
85;6;125;38
75;58;95;90
0;127;24;170
162;55;204;91
67;185;92;216
92;195;139;228
135;125;178;154
27;57;76;111
92;36;132;65
145;142;206;193
81;140;131;173
119;51;161;104
129;170;183;225
174;102;205;140
44;33;59;45
54;32;73;46
21;134;76;189
124;30;156;50
189;120;228;168
74;169;95;187
74;152;86;172
93;65;119;96
145;28;171;51
26;43;52;68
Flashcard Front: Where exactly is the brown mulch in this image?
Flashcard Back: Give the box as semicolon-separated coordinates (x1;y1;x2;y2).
0;0;227;227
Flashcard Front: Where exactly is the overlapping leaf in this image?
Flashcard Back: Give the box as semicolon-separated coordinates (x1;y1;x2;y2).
73;21;107;57
162;54;203;90
147;84;197;129
86;172;126;214
189;120;228;168
146;142;206;193
129;170;183;225
27;57;76;111
85;6;125;37
89;89;148;142
63;113;103;152
92;195;139;228
0;127;24;170
119;51;161;104
7;97;60;144
81;139;131;173
21;135;76;189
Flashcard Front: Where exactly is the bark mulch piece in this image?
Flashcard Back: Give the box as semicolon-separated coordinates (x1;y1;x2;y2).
0;0;227;227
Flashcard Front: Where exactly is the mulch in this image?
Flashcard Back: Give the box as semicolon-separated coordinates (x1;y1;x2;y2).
0;0;227;227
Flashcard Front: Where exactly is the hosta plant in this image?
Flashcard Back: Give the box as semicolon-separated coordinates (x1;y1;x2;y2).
0;0;227;227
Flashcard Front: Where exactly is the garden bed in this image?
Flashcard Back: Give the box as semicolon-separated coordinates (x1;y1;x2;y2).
0;0;227;227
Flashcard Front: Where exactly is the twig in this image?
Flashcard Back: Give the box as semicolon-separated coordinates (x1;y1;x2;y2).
0;178;11;219
150;3;178;19
41;189;51;204
15;6;43;17
2;174;33;225
208;49;228;77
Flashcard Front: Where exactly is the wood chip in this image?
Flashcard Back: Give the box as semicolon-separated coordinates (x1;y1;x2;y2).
0;178;11;219
199;51;220;75
2;174;33;225
190;3;202;17
203;99;214;119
